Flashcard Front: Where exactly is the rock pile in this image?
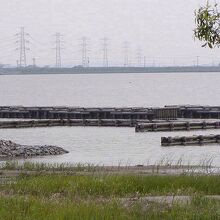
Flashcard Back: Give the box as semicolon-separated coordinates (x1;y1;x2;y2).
0;140;69;158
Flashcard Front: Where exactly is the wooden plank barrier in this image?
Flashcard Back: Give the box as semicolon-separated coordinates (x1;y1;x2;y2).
0;119;152;129
161;134;220;146
135;121;220;132
0;106;178;120
166;105;220;119
2;105;220;120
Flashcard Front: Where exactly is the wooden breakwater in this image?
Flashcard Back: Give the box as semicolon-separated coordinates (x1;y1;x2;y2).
0;106;178;120
161;134;220;146
135;121;220;132
0;119;153;129
167;105;220;119
2;105;220;121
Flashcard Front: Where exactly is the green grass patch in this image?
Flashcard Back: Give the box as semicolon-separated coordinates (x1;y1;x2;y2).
0;161;214;173
0;195;219;220
0;171;219;219
0;161;99;172
2;174;220;198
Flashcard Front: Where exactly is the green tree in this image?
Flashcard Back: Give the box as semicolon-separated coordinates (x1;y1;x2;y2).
194;2;220;48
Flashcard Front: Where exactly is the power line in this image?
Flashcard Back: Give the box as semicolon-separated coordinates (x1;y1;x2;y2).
29;35;49;47
0;35;17;42
1;27;219;67
0;35;17;54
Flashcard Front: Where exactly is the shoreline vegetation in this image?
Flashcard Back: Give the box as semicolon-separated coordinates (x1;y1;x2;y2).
0;162;219;219
0;160;217;175
1;66;220;75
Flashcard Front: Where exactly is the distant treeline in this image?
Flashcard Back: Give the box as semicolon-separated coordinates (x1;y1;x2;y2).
0;66;220;75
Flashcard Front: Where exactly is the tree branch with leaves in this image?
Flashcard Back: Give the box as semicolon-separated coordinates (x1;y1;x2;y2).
194;2;220;48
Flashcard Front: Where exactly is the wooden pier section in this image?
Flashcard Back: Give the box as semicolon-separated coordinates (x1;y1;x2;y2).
161;134;220;146
135;121;220;132
0;119;152;129
1;105;220;122
0;106;178;120
167;105;220;119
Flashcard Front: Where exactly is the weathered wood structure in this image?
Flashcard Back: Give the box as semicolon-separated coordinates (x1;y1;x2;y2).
0;119;152;129
0;106;178;120
167;105;220;119
1;105;220;123
161;134;220;146
136;121;220;132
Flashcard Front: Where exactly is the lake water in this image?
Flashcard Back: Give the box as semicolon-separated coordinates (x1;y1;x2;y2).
0;72;220;166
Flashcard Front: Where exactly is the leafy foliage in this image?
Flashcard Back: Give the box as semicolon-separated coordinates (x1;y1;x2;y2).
194;2;220;48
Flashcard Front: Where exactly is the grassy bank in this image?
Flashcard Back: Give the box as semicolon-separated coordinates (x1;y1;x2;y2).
2;175;220;197
0;162;220;219
0;160;215;174
0;196;219;220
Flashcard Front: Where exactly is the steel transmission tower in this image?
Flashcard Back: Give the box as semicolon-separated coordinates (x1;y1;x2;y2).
16;27;30;67
144;56;146;67
196;56;199;67
123;42;129;67
32;58;36;67
81;37;89;67
55;33;62;68
102;38;108;67
136;48;142;67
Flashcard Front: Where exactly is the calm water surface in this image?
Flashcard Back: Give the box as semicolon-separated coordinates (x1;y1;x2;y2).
0;72;220;165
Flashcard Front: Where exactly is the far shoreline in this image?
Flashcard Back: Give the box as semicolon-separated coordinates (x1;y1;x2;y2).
1;66;220;75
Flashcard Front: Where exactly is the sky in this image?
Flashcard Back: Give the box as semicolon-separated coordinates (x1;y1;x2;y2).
0;0;219;67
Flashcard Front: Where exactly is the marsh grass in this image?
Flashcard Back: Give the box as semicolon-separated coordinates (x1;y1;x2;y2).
0;195;219;220
0;159;216;175
1;174;220;198
0;162;219;219
0;161;100;172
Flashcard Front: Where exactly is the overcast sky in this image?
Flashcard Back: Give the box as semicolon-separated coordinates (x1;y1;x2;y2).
0;0;219;67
